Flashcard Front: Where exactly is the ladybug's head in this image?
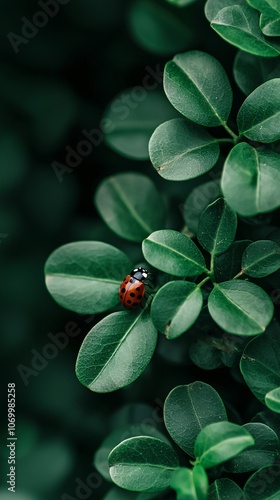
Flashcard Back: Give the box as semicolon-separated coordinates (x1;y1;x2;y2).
130;267;149;281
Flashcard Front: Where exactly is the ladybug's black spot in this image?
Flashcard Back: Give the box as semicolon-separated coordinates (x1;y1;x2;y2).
138;295;142;300
136;287;141;291
130;292;135;297
127;299;132;304
125;281;128;284
130;278;133;283
121;288;125;293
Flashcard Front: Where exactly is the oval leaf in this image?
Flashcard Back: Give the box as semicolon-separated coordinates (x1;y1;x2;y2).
163;51;233;127
242;240;280;277
211;4;280;57
237;79;280;142
265;387;280;413
108;436;179;492
151;281;203;339
142;230;207;277
103;89;178;160
244;465;280;499
240;322;280;403
75;310;157;393
170;466;208;500
225;422;279;473
95;173;165;242
261;13;280;36
208;280;274;336
197;198;237;256
194;421;254;469
234;50;280;96
183;180;222;235
208;478;243;500
205;0;244;22
164;382;227;456
214;240;252;282
45;242;132;314
221;142;280;216
149;118;220;181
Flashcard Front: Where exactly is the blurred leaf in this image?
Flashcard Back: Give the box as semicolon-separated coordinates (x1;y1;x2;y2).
103;90;178;160
194;421;254;469
76;310;157;392
129;0;193;55
189;341;224;370
233;50;280;95
205;0;243;22
197;198;237;256
164;51;232;126
95;173;166;242
0;132;28;192
164;382;227;456
149;118;220;181
208;280;274;335
170;466;208;500
242;240;280;277
183;181;222;234
207;478;243;499
151;281;203;339
166;0;197;5
221;143;280;216
142;229;207;277
211;4;280;56
265;387;280;413
45;241;132;314
237;79;280;142
109;437;179;492
240;323;280;403
244;465;280;498
224;423;279;472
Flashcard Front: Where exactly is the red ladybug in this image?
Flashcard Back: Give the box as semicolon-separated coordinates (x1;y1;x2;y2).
119;267;150;309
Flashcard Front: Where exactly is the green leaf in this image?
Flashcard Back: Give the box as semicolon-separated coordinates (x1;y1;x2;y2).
75;309;157;393
240;322;280;403
197;198;237;256
164;382;227;456
103;90;178;160
189;341;224;370
194;421;254;469
214;240;252;282
205;0;244;22
233;50;280;95
142;230;207;277
244;465;280;499
265;387;280;413
151;281;203;339
260;12;280;36
237;79;280;142
183;181;222;235
129;0;194;56
45;242;132;314
170;466;208;500
95;173;165;242
242;240;280;277
221;143;280;216
208;478;243;500
94;425;170;482
0;132;28;192
225;423;279;473
211;4;280;57
166;0;196;6
108;436;179;492
163;51;233;127
149;118;220;181
208;280;274;336
247;0;280;18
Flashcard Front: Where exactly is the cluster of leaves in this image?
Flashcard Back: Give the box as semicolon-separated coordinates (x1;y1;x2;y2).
44;0;280;498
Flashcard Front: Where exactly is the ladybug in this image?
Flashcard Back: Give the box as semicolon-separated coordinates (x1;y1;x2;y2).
119;267;150;309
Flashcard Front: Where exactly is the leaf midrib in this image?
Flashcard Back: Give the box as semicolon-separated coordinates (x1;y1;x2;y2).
147;238;206;272
159;140;216;170
199;435;253;464
244;247;280;273
46;273;120;285
215;284;265;330
111;462;177;471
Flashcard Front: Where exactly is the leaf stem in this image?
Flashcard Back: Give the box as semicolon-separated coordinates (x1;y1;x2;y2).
222;122;239;143
197;276;211;288
216;138;234;144
233;269;245;280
